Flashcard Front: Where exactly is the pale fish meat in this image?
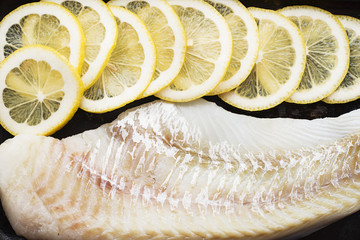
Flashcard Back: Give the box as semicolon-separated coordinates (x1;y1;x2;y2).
1;99;360;239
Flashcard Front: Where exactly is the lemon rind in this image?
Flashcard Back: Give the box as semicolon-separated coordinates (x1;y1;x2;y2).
207;0;259;96
278;5;350;104
80;6;156;113
324;15;360;104
108;0;187;98
0;45;84;136
219;7;306;111
43;0;119;89
155;0;233;102
0;2;85;74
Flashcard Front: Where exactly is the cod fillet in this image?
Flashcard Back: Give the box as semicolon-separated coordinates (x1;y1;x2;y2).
1;99;360;239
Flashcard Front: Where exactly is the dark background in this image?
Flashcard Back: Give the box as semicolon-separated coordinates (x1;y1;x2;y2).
1;0;360;239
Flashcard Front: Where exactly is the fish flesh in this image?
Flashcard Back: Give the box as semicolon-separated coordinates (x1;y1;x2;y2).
1;99;360;239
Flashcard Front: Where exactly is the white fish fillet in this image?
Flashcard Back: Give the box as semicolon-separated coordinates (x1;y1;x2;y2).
1;99;360;240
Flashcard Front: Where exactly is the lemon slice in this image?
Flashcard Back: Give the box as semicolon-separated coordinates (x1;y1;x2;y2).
0;2;85;74
108;0;186;97
80;6;156;113
0;45;83;136
324;15;360;103
155;0;233;102
220;8;306;111
43;0;118;89
278;6;350;103
205;0;259;95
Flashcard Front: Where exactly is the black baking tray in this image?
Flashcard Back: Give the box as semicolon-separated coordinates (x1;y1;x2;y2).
1;0;360;239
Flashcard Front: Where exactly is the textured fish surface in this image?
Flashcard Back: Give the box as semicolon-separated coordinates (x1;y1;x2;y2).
1;99;360;240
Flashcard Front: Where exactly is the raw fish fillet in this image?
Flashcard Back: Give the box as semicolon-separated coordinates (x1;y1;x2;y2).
1;99;360;239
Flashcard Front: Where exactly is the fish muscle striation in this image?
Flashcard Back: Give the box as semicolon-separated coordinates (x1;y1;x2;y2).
1;100;360;239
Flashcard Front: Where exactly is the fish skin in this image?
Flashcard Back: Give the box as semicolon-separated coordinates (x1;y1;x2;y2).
1;100;360;239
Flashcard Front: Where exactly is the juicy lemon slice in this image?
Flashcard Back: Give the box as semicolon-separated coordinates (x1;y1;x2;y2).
278;6;350;104
220;7;306;111
0;2;85;74
0;45;84;136
155;0;233;102
324;15;360;103
108;0;186;97
80;6;156;113
205;0;259;95
43;0;118;89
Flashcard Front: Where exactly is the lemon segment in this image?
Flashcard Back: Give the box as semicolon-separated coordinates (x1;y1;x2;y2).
0;2;85;74
43;0;118;89
324;15;360;103
205;0;259;95
108;0;186;97
155;0;232;102
220;7;306;111
0;45;83;136
80;6;156;113
278;6;350;104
